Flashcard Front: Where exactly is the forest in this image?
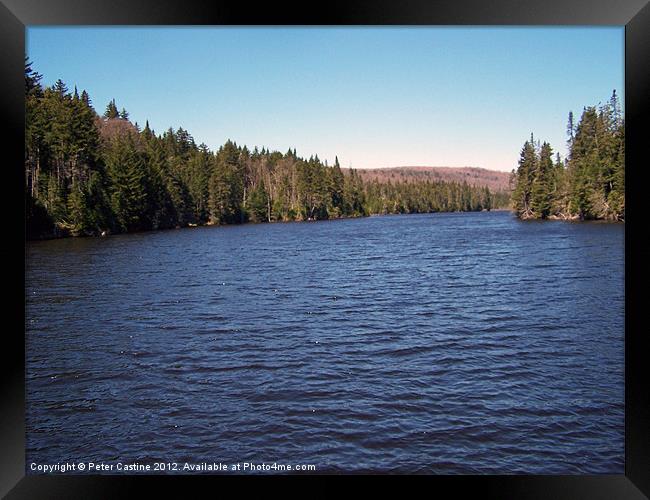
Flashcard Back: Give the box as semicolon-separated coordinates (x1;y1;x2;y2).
510;91;624;221
25;61;500;239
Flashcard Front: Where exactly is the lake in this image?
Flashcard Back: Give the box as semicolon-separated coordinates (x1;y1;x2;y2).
25;211;625;473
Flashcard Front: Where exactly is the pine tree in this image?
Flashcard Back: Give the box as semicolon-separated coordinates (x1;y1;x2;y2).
208;141;242;224
482;186;492;211
25;61;528;240
104;99;119;119
512;136;537;218
530;142;554;218
104;134;148;232
80;90;91;106
53;79;69;98
25;57;43;97
551;152;569;217
142;120;154;141
568;107;599;219
511;92;624;221
567;111;575;145
186;146;213;222
65;183;89;236
247;183;269;223
329;156;345;215
608;119;625;220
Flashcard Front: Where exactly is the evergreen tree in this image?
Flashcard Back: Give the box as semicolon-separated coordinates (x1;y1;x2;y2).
25;62;519;240
530;142;554;218
247;184;269;223
25;57;43;97
104;134;148;232
53;79;69;97
81;90;92;106
104;99;119;119
511;92;624;221
569;107;599;219
482;186;492;211
186;146;213;222
512;136;537;218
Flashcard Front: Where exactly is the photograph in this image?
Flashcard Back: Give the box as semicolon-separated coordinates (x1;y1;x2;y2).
24;25;626;475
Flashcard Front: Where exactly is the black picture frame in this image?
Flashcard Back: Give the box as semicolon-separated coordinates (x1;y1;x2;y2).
2;0;648;497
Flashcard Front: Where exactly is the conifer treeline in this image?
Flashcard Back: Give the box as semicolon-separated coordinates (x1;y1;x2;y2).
510;91;624;221
25;61;498;239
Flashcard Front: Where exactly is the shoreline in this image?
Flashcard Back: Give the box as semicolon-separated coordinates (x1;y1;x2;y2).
27;208;508;242
27;207;627;242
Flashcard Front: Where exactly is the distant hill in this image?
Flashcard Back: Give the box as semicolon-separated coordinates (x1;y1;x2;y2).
355;166;512;193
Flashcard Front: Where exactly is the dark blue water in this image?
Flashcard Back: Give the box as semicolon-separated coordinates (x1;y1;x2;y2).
25;211;624;473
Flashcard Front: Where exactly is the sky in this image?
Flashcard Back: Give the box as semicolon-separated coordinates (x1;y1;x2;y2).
27;27;624;172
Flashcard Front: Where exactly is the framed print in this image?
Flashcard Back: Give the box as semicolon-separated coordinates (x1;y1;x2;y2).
2;0;649;497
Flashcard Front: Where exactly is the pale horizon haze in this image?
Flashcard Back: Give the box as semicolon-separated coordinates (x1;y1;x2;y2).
27;27;624;172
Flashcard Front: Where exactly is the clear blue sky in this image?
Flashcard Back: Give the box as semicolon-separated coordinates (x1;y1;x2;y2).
27;27;623;171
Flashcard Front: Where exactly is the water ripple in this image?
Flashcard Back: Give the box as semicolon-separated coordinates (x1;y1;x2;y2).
25;211;624;473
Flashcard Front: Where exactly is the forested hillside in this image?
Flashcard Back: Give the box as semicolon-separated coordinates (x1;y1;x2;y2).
356;167;511;192
25;61;497;239
358;167;511;211
510;92;624;221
